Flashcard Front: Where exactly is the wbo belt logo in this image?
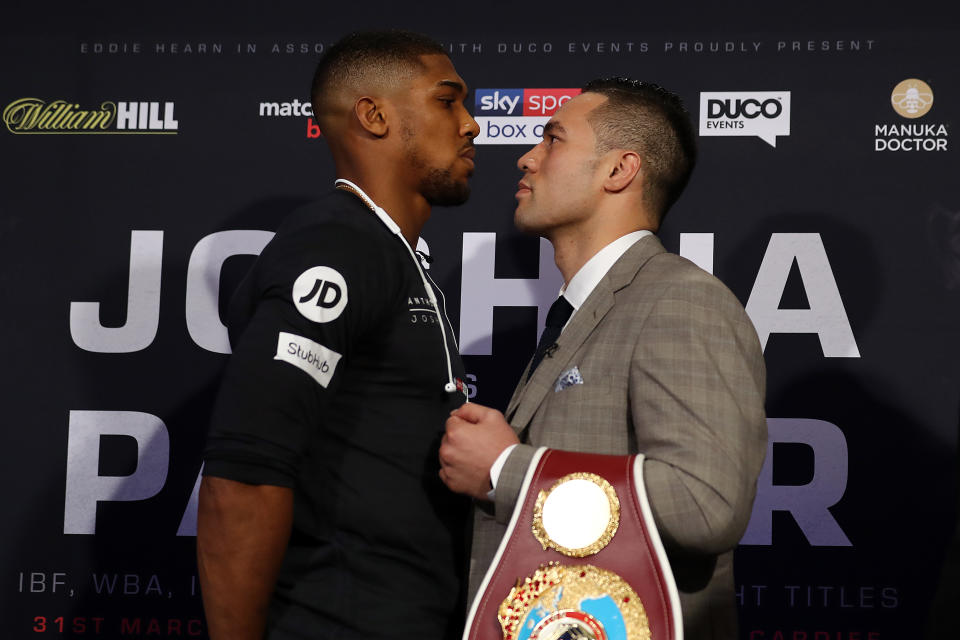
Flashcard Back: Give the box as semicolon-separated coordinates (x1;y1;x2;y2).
474;88;581;145
699;91;790;147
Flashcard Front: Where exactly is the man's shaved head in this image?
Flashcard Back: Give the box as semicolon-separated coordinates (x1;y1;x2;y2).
310;30;446;137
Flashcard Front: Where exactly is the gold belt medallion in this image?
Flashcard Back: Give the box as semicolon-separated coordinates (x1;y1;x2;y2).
498;563;650;640
532;472;621;557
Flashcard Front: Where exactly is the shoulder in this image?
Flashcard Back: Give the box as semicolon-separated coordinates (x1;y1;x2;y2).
255;191;401;286
631;248;740;303
612;250;764;376
618;248;753;329
271;190;391;254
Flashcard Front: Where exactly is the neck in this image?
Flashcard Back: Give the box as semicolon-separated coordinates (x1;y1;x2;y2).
335;172;429;248
548;206;654;284
549;231;605;285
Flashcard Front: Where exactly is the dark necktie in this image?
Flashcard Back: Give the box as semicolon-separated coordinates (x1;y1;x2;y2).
528;296;574;379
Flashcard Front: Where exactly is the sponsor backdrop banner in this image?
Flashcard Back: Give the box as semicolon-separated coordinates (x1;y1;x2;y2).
2;4;958;639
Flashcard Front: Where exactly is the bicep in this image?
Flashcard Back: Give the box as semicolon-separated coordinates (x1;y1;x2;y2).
204;296;345;483
205;235;393;482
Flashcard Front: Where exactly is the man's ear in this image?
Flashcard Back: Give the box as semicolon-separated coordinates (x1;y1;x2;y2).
354;96;389;137
603;151;641;193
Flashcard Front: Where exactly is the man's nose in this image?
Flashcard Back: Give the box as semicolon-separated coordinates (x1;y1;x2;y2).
462;110;480;138
517;146;538;171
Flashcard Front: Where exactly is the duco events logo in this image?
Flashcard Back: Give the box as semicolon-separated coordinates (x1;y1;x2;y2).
2;99;178;134
474;88;581;145
258;98;321;139
699;91;790;147
875;78;947;152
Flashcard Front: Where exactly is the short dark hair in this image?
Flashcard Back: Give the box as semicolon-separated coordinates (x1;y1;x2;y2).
310;30;445;130
582;77;697;223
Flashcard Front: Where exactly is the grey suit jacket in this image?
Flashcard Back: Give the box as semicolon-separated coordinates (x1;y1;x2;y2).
469;235;767;640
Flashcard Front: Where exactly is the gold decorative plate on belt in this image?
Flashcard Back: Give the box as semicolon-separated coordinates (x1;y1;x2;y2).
498;563;650;640
532;472;620;557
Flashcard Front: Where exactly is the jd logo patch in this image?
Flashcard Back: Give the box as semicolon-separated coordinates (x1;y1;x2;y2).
292;266;348;323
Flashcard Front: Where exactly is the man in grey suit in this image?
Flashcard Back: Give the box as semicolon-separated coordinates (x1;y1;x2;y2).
439;78;767;638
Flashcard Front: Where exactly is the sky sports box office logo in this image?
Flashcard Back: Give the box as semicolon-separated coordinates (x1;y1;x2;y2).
474;88;581;144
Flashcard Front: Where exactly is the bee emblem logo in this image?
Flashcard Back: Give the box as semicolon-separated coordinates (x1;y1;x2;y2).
891;79;933;119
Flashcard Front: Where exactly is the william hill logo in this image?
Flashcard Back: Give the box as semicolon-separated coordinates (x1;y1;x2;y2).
3;99;178;134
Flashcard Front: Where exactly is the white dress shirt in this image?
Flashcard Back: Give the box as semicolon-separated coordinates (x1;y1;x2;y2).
487;230;653;496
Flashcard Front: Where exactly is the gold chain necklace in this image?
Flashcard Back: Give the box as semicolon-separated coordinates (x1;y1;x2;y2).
335;182;376;213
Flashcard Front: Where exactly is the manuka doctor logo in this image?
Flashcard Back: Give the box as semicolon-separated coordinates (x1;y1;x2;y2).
875;79;947;152
699;91;790;147
2;98;177;134
474;88;581;145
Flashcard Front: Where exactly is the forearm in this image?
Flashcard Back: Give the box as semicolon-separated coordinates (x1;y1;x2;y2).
197;476;294;640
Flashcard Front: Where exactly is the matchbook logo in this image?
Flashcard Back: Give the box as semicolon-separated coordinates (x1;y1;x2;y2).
258;99;313;117
257;98;322;138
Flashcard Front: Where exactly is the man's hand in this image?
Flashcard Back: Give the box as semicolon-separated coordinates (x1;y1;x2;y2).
439;402;520;501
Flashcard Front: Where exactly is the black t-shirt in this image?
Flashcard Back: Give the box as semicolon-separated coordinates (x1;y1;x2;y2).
203;190;470;639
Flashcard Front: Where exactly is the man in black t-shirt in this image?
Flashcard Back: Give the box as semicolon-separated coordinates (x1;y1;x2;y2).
197;31;479;640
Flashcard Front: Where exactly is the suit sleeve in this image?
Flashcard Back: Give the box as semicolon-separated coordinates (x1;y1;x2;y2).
203;224;396;487
494;444;538;523
628;281;767;555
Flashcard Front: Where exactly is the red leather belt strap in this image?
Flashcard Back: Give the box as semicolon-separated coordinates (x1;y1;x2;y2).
465;448;682;640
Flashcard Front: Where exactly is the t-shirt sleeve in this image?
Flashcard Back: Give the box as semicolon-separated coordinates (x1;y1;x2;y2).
202;223;396;487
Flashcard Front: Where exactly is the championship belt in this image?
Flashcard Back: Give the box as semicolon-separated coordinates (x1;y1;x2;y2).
464;449;682;640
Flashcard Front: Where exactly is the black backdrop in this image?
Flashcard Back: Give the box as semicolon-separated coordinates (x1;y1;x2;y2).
3;2;959;638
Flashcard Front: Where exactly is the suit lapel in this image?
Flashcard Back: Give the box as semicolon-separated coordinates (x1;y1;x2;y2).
507;235;667;431
504;365;529;425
